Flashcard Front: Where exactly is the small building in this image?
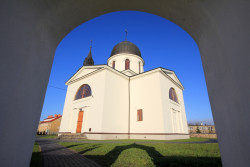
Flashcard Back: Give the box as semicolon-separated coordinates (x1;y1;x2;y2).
188;125;216;134
38;114;62;135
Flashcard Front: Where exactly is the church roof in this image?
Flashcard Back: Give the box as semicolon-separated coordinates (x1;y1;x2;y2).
110;41;142;58
83;48;94;66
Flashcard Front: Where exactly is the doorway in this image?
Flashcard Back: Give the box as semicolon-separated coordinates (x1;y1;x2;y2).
76;111;84;133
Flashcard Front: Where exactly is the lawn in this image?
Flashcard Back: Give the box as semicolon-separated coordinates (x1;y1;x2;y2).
59;141;222;167
30;142;42;167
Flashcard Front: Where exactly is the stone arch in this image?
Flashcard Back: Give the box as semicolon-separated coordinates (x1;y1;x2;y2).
1;1;250;167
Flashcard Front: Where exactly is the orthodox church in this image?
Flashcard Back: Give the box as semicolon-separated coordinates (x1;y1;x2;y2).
59;39;189;140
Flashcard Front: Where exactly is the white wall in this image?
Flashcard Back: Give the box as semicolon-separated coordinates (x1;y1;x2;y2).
60;67;188;139
159;72;188;134
101;70;129;133
59;69;107;133
130;71;166;133
130;70;188;134
60;68;130;134
107;53;144;74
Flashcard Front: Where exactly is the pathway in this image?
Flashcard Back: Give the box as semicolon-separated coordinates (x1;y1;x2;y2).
56;139;217;144
36;138;102;167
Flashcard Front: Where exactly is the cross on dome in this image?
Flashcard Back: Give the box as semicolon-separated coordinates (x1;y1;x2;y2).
125;29;128;41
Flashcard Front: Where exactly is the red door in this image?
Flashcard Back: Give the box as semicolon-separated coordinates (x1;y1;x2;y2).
76;111;84;133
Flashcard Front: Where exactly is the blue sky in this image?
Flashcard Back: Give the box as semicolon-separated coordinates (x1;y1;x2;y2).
41;11;213;123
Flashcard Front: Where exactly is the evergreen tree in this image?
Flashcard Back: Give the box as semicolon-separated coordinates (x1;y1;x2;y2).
196;127;201;133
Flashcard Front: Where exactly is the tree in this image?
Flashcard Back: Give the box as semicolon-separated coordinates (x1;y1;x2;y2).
196;127;201;133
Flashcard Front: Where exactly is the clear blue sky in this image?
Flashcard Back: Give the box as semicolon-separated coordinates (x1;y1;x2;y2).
41;11;213;123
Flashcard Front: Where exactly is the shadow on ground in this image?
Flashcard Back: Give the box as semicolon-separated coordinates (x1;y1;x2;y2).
66;143;222;167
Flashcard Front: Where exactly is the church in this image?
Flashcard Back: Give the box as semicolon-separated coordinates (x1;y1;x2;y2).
59;39;189;140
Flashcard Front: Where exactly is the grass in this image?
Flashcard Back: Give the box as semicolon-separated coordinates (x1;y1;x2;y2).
59;141;222;167
30;142;42;167
38;134;58;139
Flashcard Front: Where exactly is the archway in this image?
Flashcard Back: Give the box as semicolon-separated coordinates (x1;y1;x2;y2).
1;1;250;167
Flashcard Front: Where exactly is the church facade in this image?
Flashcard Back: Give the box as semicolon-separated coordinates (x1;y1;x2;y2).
59;40;189;140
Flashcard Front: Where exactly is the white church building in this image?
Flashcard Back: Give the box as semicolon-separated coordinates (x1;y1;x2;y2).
59;40;189;140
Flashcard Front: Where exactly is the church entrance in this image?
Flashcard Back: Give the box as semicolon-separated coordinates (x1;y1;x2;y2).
76;111;84;133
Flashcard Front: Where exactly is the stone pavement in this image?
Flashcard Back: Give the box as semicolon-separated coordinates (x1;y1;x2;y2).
36;138;102;167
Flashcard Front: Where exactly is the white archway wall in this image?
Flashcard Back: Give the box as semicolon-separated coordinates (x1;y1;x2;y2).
0;1;250;167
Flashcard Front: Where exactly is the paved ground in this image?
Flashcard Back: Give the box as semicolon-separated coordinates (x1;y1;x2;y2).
36;138;102;167
56;139;217;144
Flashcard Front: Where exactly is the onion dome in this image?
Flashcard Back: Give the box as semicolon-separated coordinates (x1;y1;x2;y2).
110;41;141;58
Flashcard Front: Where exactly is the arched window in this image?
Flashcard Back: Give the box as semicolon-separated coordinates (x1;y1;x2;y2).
169;87;178;103
75;84;92;100
125;59;130;70
112;61;115;69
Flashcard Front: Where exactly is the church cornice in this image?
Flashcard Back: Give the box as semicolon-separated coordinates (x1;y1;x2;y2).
65;65;105;85
121;69;137;76
66;65;183;90
160;68;184;89
130;67;184;90
66;65;129;85
159;70;184;90
66;67;104;85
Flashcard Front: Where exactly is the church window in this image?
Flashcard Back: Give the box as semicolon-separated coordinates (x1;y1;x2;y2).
75;84;92;100
137;109;143;121
112;61;115;69
125;59;130;70
169;87;179;103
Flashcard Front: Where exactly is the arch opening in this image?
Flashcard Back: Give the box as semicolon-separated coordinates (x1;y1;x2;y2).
45;10;213;146
42;11;217;166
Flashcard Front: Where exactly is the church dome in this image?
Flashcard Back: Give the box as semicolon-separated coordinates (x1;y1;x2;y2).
110;41;141;57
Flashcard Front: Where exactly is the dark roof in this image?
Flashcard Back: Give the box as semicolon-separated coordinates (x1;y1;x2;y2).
110;41;141;58
83;49;94;66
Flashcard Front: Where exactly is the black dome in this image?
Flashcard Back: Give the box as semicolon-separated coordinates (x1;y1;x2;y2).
110;41;141;57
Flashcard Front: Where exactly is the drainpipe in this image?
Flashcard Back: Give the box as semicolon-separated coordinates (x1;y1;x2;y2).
128;77;130;139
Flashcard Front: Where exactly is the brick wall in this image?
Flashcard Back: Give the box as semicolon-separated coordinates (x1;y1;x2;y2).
37;117;62;134
188;125;216;134
190;133;217;138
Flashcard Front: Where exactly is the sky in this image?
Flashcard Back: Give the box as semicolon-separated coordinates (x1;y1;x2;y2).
41;11;213;124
